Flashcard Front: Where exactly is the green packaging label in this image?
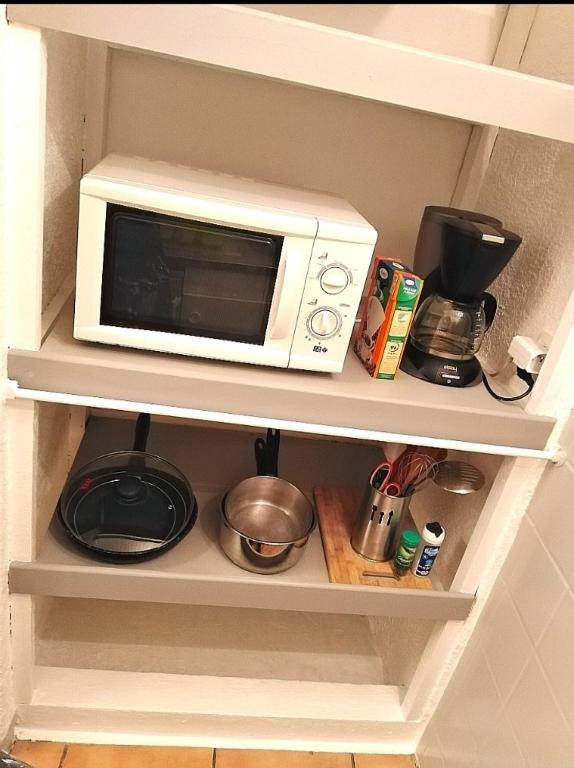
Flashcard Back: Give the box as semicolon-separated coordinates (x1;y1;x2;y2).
397;276;422;305
394;542;418;570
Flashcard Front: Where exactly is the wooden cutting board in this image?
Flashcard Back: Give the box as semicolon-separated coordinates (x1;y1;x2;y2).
313;486;432;589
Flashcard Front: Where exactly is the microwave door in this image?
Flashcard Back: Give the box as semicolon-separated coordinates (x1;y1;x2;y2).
265;238;315;348
97;205;309;366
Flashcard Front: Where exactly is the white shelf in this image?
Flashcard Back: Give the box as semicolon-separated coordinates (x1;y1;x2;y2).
10;489;473;621
27;666;403;724
9;416;474;621
17;667;415;751
7;304;555;457
7;3;574;143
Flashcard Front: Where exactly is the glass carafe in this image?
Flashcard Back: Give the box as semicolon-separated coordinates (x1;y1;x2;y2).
409;295;487;360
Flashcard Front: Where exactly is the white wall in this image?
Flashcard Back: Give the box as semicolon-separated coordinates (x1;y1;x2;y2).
418;6;574;765
0;310;11;746
0;22;87;743
418;419;574;767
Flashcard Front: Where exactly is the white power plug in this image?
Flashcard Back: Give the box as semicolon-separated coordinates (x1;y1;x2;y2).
508;335;548;374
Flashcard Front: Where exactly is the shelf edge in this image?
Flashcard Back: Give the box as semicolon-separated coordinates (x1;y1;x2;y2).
6;381;556;460
9;560;474;620
16;666;418;750
30;666;404;722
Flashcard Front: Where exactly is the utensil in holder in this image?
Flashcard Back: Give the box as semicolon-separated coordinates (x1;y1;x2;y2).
351;486;411;561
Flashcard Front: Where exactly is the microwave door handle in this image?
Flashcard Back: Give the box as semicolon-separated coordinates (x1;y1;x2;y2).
268;249;303;340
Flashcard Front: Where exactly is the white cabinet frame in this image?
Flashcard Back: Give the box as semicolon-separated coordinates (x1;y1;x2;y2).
4;5;574;755
7;4;574;143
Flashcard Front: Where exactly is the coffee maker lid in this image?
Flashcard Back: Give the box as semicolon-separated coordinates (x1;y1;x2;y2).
421;206;502;228
445;218;522;247
412;207;504;286
440;219;522;301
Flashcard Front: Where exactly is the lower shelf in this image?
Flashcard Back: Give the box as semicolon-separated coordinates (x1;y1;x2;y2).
28;666;403;722
10;494;473;620
16;666;420;752
9;415;474;620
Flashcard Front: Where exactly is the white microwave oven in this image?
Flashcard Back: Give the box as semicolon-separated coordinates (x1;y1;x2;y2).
74;154;377;372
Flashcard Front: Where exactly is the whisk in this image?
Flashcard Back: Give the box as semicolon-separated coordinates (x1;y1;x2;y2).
368;443;484;498
396;456;438;493
391;446;447;495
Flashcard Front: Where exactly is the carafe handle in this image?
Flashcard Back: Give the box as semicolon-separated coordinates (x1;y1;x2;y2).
481;292;497;330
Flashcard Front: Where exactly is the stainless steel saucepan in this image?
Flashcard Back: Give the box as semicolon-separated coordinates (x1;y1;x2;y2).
219;430;315;574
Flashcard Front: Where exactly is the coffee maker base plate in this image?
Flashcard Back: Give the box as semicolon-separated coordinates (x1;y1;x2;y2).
400;341;482;387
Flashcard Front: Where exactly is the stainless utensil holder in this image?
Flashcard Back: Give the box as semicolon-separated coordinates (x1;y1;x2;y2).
351;487;410;561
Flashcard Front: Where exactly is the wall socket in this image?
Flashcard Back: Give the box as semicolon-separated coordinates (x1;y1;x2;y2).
509;335;548;374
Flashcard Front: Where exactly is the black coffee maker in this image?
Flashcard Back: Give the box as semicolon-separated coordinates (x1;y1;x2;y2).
401;207;522;387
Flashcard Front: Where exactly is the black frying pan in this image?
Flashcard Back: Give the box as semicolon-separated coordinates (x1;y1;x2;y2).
58;414;197;562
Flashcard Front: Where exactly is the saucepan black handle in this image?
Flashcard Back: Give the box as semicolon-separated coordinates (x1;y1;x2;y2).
129;413;151;471
254;437;268;476
254;429;281;477
266;428;280;477
132;413;151;452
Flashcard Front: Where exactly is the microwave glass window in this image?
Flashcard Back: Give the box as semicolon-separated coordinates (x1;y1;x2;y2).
100;204;284;345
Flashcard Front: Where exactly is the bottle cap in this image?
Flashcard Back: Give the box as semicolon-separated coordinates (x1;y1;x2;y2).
426;522;444;537
401;529;421;548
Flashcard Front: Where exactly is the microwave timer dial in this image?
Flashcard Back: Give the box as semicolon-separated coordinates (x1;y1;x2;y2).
307;307;342;339
319;264;351;295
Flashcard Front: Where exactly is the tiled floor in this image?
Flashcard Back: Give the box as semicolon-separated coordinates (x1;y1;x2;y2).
10;742;415;768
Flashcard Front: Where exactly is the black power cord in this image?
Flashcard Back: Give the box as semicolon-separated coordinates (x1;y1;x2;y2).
482;366;535;403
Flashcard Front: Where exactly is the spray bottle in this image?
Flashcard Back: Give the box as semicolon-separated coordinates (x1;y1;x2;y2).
411;522;445;577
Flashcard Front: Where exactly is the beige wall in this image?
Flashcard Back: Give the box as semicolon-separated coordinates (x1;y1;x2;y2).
477;4;574;371
42;30;86;310
105;47;471;265
418;6;574;765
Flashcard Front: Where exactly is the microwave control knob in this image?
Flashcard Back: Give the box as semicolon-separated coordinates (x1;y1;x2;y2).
308;308;342;338
319;265;351;295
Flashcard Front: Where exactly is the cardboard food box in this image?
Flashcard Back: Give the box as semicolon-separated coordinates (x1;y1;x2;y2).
355;258;423;379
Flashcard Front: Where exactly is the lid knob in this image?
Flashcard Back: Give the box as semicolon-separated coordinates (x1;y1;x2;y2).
115;474;146;503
